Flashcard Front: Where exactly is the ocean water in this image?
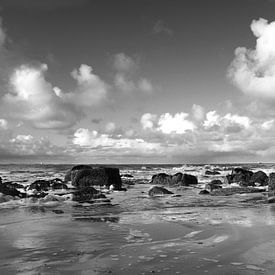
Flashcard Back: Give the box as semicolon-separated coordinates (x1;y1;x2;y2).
1;163;275;274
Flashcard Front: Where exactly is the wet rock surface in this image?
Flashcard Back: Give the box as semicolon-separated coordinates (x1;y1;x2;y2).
148;186;174;196
151;172;198;186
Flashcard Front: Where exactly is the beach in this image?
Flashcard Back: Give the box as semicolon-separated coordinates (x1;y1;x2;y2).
0;164;275;274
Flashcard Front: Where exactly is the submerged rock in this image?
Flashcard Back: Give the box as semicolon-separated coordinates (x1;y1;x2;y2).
29;180;51;191
199;189;210;195
205;170;220;175
0;182;26;198
211;187;266;196
72;186;106;202
148;186;174;196
205;180;222;191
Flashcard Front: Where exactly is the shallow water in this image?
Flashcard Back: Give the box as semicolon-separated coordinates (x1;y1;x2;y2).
1;164;275;274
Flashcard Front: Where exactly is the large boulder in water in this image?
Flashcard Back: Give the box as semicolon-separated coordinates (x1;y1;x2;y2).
249;171;268;186
205;180;222;191
171;172;198;186
148;186;173;196
225;168;253;184
64;165;93;182
150;173;172;185
268;173;275;201
66;166;122;190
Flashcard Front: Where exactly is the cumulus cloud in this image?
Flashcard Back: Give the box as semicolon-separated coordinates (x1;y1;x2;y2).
228;18;275;98
3;64;80;129
158;113;196;134
113;53;153;94
203;111;250;131
153;20;173;36
68;64;108;106
192;104;205;121
0;119;8;129
73;128;161;154
140;113;157;130
2;63;108;129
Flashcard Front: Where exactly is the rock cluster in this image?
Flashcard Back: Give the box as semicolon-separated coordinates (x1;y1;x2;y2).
150;172;198;186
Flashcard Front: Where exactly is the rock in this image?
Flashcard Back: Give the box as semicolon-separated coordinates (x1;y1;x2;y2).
29;180;51;191
205;180;222;191
64;165;93;182
268;173;275;198
226;167;253;184
211;187;266;196
4;182;24;189
148;186;174;196
65;166;122;190
51;182;68;190
0;176;2;184
0;182;26;198
72;186;106;202
205;170;220;175
199;190;210;195
171;172;198;186
71;167;122;190
151;173;172;185
249;171;268;186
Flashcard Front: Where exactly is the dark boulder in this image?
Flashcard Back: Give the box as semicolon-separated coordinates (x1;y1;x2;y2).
148;186;174;196
173;173;198;186
0;182;26;198
0;176;2;184
268;173;275;199
249;171;268;186
199;189;210;195
72;167;122;190
205;180;222;191
72;186;106;202
64;165;93;182
151;173;172;185
4;182;24;189
226;168;253;184
29;180;51;191
205;170;220;175
51;182;68;190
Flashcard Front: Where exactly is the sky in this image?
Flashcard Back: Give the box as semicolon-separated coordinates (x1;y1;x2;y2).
1;0;275;163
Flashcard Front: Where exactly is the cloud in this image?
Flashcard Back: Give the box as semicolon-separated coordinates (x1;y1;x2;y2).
140;113;157;129
73;128;161;154
2;63;108;129
0;119;8;129
113;53;153;94
192;104;205;121
68;64;108;106
153;20;173;36
3;63;80;129
228;18;275;98
157;112;196;134
0;18;6;48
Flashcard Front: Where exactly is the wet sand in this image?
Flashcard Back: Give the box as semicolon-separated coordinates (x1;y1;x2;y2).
1;183;275;274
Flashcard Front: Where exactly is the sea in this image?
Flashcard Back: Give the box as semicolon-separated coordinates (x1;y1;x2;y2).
1;163;275;274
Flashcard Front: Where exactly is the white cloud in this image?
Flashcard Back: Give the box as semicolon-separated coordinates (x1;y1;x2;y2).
153;20;173;36
2;63;108;129
157;112;196;134
140;113;157;129
262;119;274;130
0;119;8;129
228;18;275;98
69;64;108;106
73;128;161;153
105;122;116;133
192;104;205;121
0;17;6;47
3;63;79;129
113;53;153;94
203;111;221;129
